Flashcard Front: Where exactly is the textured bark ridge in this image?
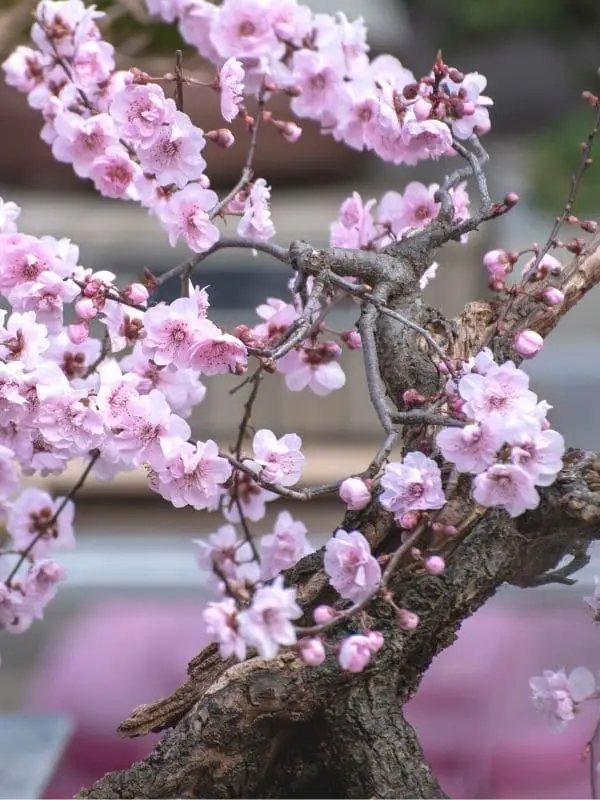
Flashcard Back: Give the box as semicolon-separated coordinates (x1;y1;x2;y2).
77;230;600;799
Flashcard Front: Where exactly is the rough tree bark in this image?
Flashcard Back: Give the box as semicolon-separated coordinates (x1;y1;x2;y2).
76;198;600;797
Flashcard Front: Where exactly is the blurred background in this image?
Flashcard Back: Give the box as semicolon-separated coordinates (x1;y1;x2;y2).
1;1;600;797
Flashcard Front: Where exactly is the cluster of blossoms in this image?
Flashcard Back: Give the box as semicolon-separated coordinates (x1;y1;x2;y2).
144;0;492;166
2;0;276;255
0;0;575;685
2;0;490;263
436;348;565;518
329;182;470;253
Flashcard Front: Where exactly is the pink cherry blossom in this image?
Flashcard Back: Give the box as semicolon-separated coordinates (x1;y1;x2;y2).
259;510;313;580
297;637;326;666
141;296;203;368
400;118;453;162
2;46;51;93
339;477;371;511
508;428;565;487
115;389;191;469
378;182;440;237
151;439;232;510
109;82;175;142
219;57;245;122
522;253;563;281
237;576;301;659
277;341;346;396
251;429;304;486
52;112;118;178
291;49;346;122
472;463;540;517
20;559;67;619
95;359;139;424
36;394;104;455
203;597;247;661
119;343;206;417
6;488;75;558
71;39;115;91
158;184;220;252
324;529;381;602
178;1;220;61
194;524;254;580
0;310;49;368
31;0;103;57
209;0;284;63
137;111;207;188
330;191;377;249
483;248;512;280
222;471;276;524
7;271;78;333
251;297;299;347
237;179;276;241
379;451;445;520
530;667;596;731
187;322;248;375
436;421;504;474
458;360;539;437
88;146;141;200
338;634;373;673
440;71;493;139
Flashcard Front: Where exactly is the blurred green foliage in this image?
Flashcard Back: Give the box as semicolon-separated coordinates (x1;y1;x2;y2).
530;105;600;216
405;0;600;41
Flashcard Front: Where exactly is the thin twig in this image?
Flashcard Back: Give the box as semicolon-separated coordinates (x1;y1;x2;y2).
154;237;289;288
358;286;394;435
209;85;268;221
174;50;184;112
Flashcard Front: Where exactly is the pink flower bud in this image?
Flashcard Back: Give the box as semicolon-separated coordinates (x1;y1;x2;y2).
338;635;372;673
123;282;149;304
397;609;419;630
341;330;361;350
365;631;384;653
514;329;543;359
425;555;445;575
67;322;89;344
400;512;419;530
339;477;371;511
280;121;302;143
403;389;426;406
504;192;519;207
206;128;236;148
540;287;564;307
74;297;97;320
298;637;326;666
313;605;335;624
83;279;102;298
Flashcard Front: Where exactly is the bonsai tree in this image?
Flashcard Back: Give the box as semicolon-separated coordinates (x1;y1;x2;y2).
2;1;600;797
